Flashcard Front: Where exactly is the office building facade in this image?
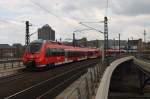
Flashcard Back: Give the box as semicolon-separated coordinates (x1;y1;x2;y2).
38;24;55;41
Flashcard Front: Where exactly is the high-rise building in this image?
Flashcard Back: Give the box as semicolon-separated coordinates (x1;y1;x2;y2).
38;24;55;41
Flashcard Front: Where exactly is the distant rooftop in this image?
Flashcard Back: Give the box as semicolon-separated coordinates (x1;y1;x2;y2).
0;44;16;49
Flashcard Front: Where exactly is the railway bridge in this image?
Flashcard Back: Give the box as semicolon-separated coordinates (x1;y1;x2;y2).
96;56;150;99
0;56;150;99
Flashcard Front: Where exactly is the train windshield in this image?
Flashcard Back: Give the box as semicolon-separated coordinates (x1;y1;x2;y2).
27;43;42;54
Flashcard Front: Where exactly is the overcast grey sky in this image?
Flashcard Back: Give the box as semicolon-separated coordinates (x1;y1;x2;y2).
0;0;150;45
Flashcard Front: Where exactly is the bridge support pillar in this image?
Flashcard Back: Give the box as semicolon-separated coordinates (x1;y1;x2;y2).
139;70;150;94
138;70;144;94
138;70;150;94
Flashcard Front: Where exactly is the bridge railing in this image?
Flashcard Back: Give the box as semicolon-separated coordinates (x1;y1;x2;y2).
106;53;130;65
64;63;107;99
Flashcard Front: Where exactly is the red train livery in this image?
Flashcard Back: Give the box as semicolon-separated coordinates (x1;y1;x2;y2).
22;40;101;69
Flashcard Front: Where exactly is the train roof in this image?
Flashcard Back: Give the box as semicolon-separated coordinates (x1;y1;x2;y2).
31;40;99;52
30;39;44;43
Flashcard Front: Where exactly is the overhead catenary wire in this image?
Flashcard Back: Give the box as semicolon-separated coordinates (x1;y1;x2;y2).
78;0;110;37
30;0;79;25
30;0;59;18
30;0;109;42
78;21;104;23
74;28;103;37
73;28;94;33
0;16;39;29
30;0;106;34
30;0;85;42
0;17;24;25
80;31;104;40
105;0;109;17
79;22;103;34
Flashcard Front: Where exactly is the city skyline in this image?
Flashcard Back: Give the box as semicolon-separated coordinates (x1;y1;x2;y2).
0;0;150;44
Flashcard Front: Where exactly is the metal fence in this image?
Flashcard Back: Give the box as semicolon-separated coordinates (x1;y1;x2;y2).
0;58;23;70
0;47;25;70
64;63;106;99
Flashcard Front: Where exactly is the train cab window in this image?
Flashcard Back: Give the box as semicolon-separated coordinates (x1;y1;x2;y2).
27;43;42;54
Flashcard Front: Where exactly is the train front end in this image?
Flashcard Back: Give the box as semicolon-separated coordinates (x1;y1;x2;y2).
22;40;46;69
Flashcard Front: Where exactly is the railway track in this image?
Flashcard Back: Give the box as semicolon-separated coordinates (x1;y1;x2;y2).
0;69;31;85
0;58;100;99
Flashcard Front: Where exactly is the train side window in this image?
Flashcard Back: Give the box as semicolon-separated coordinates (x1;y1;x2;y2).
58;49;61;56
55;48;59;56
52;48;57;56
70;51;72;57
60;49;65;56
59;49;64;56
68;51;70;57
45;49;48;57
45;48;51;57
73;51;74;57
51;48;64;57
69;51;71;57
56;49;63;56
66;51;68;57
67;51;69;57
56;49;59;56
51;48;55;57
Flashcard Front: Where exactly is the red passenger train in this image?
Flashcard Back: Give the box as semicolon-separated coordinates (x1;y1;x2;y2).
22;40;101;69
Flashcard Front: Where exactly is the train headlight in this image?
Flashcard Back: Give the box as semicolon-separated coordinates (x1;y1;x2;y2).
36;58;43;62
